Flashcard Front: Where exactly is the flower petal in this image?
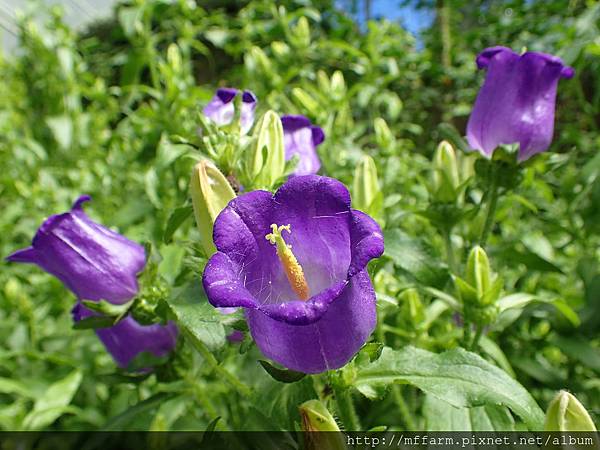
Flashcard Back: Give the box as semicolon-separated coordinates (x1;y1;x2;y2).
467;46;574;161
272;175;351;294
247;270;376;373
203;251;259;309
348;209;385;277
7;196;146;303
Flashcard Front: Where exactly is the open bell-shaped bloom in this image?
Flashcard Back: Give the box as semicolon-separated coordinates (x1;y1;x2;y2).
203;88;257;134
281;115;324;175
202;175;384;373
6;196;178;368
466;46;574;161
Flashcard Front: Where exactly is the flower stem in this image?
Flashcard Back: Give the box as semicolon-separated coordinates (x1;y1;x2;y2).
479;166;500;246
443;228;457;274
333;384;361;431
392;385;415;430
183;328;251;397
470;325;484;351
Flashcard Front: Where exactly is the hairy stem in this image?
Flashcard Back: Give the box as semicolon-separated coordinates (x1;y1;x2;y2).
333;384;361;431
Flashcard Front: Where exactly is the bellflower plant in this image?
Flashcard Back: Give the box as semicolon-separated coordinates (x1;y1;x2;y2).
467;46;574;161
281;115;324;175
203;88;257;134
202;175;384;373
6;196;178;368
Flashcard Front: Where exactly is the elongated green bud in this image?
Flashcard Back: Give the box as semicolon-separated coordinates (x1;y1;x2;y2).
431;140;460;203
300;400;346;450
331;70;346;100
545;391;597;431
466;246;491;299
290;17;310;49
353;155;382;222
190;160;236;256
247;110;285;189
374;118;395;151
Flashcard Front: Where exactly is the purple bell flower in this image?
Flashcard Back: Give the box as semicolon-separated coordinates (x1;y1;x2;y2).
202;175;384;373
466;46;574;161
281;115;324;175
6;196;178;368
203;88;257;134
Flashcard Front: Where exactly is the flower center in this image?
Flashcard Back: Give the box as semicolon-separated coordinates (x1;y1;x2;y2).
265;224;310;301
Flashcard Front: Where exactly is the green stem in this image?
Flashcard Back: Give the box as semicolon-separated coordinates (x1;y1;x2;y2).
183;329;251;397
333;384;361;431
462;317;472;348
479;166;500;246
392;385;415;430
471;325;484;351
443;228;457;274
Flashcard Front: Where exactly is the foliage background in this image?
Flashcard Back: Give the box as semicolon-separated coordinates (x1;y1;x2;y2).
0;0;599;431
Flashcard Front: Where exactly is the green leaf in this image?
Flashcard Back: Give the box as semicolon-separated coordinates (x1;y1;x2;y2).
163;205;193;243
424;395;515;431
550;335;600;373
166;282;226;351
353;346;544;430
72;315;117;330
0;377;33;398
384;229;449;287
253;377;317;431
103;393;173;430
495;294;580;328
23;370;82;430
46;115;73;150
205;416;221;432
258;360;307;383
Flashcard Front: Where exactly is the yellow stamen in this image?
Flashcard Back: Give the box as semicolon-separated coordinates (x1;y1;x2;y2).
265;224;310;301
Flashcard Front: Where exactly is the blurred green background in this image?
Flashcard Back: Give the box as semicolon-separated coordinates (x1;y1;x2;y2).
0;0;599;431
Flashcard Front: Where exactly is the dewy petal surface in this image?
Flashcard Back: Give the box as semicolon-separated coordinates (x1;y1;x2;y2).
72;303;178;369
466;46;574;161
203;175;384;372
7;196;145;304
282;115;323;175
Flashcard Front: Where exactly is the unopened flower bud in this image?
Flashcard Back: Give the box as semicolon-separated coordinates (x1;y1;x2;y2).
290;17;310;49
374;118;395;151
353;155;383;223
190;160;236;256
299;400;346;450
431;140;461;203
545;391;596;431
246;110;285;189
456;246;502;308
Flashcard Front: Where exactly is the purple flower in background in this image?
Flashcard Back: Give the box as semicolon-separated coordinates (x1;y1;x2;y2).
466;46;574;161
6;196;178;368
281;115;324;175
72;303;178;368
203;88;257;134
202;175;384;373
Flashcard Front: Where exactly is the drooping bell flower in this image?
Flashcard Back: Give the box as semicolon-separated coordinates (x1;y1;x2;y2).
202;175;384;373
281;115;324;175
203;88;257;134
466;46;574;161
6;196;178;368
